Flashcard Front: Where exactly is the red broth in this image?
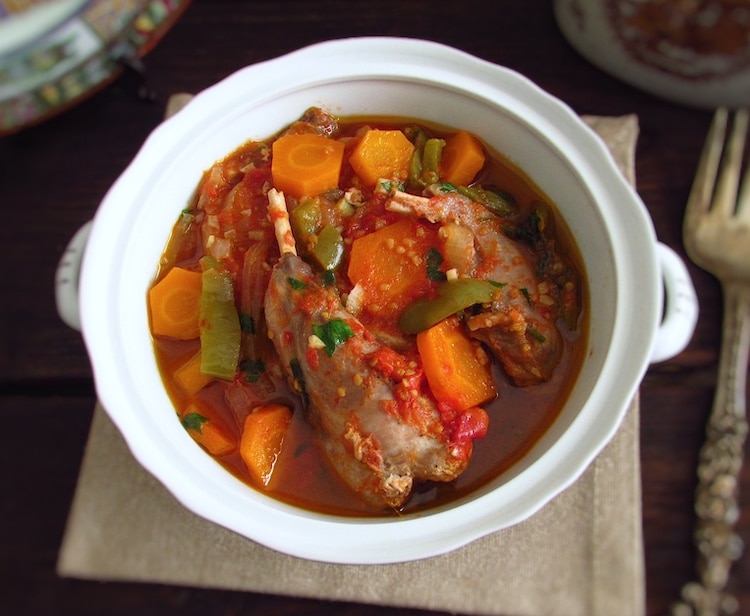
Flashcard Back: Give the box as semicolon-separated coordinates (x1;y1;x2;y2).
150;110;588;516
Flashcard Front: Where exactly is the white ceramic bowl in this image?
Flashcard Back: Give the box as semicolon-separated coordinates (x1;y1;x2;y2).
59;37;698;564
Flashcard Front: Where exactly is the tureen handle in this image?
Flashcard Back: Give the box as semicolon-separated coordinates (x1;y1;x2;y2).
650;242;699;363
55;221;92;332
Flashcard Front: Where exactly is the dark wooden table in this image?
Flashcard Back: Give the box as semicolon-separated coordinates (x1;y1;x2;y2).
2;1;748;615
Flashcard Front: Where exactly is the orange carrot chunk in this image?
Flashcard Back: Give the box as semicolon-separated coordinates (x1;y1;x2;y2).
180;404;236;456
347;218;436;320
240;404;293;488
148;267;202;339
174;350;214;395
417;317;496;412
349;128;415;187
440;130;486;186
271;133;345;199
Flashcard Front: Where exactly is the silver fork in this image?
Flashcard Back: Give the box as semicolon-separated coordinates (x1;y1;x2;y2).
675;108;750;616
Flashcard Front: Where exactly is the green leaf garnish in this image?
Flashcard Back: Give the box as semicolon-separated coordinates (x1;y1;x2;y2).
528;327;546;343
426;248;447;282
240;358;266;382
289;358;308;405
181;412;208;433
313;319;355;357
239;313;256;334
287;277;307;290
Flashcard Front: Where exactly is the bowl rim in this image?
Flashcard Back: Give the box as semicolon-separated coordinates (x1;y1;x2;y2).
80;36;660;564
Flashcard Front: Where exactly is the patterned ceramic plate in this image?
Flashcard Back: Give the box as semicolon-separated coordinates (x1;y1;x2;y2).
0;0;191;135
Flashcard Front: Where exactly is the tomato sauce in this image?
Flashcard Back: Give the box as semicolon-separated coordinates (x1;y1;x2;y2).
150;112;588;516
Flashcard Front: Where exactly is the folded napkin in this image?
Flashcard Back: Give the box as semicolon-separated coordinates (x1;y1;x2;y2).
57;100;645;616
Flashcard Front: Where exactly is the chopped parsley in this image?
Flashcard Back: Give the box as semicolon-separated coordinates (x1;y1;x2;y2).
528;327;547;343
240;358;266;382
239;313;256;334
504;210;541;245
376;179;405;194
313;319;355;357
287;277;307;290
294;441;311;458
289;357;308;405
181;412;208;433
426;248;447;281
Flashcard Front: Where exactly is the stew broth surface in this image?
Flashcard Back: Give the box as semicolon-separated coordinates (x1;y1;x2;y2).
151;112;588;517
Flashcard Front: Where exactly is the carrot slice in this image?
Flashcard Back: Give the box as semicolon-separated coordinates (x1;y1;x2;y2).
347;218;436;320
417;317;496;412
349;129;415;187
440;130;486;186
240;404;293;488
180;404;236;456
271;133;345;199
174;350;214;395
148;267;202;339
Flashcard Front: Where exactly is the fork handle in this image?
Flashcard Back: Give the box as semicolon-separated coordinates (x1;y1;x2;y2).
675;281;750;616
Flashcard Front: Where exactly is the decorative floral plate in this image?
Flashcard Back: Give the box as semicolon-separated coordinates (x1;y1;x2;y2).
0;0;191;135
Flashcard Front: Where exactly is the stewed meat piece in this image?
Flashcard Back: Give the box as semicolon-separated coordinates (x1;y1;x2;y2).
387;188;567;386
280;107;340;137
264;189;482;509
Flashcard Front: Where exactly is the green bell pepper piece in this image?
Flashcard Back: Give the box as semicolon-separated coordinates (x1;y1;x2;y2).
311;223;344;271
458;185;518;219
408;134;446;189
289;198;321;246
200;267;241;380
421;137;445;185
398;278;499;334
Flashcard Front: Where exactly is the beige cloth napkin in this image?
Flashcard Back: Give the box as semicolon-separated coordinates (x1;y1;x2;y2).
57;101;645;616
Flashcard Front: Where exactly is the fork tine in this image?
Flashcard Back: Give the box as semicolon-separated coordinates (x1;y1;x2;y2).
684;108;728;232
713;107;748;219
736;110;750;221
